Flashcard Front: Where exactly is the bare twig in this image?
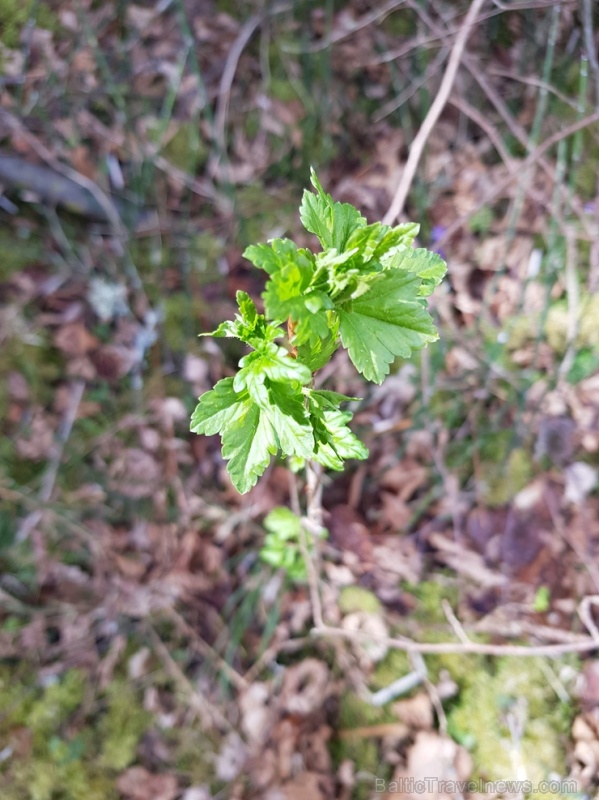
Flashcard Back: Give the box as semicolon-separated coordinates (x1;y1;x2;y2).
433;111;599;249
145;624;232;731
17;380;86;542
442;599;471;644
163;607;248;692
383;0;487;224
409;0;594;237
581;0;599;108
578;597;599;642
311;621;599;658
0;109;125;240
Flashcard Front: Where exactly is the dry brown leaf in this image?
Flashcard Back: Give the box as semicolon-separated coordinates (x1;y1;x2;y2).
393;693;434;730
116;767;178;800
280;771;335;800
280;659;330;717
53;322;99;357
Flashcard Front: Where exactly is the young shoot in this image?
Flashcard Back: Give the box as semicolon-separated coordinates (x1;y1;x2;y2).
190;170;446;494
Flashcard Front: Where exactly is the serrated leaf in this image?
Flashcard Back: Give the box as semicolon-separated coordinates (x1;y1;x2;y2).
338;270;440;383
311;389;360;406
372;222;420;258
244;239;313;276
190;376;314;493
381;246;447;296
307;391;368;470
296;322;340;372
190;377;244;436
263;259;333;347
300;168;366;251
190;378;273;492
207;291;281;347
234;343;312;406
262;261;311;320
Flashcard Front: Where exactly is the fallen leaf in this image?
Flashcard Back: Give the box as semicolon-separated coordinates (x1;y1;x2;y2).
116;767;178;800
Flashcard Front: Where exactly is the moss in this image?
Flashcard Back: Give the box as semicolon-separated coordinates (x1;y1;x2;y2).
447;657;575;799
172;727;221;787
0;227;45;278
0;0;57;48
371;648;411;691
160;122;208;173
98;680;152;770
25;670;87;736
479;446;533;507
404;579;459;626
0;665;151;799
339;586;382;616
332;693;394;799
0;667;118;800
507;293;599;356
163;292;205;353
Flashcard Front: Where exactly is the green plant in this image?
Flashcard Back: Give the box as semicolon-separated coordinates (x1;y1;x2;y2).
190;170;446;494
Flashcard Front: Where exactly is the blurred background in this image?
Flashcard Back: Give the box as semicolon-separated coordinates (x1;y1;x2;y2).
1;1;599;798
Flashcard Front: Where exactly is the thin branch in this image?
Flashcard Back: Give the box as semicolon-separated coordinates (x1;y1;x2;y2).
581;0;599;108
145;624;232;731
17;380;86;542
433;110;599;249
163;607;248;692
383;0;487;224
311;622;599;658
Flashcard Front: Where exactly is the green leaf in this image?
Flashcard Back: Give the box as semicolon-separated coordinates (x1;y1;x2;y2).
264;506;302;541
262;259;334;346
300;168;366;251
296;321;340;372
308;391;368;470
345;221;419;264
381;247;447;296
234;343;312;406
338;270;440;383
244;239;314;276
190;377;314;493
190;377;245;437
208;291;281;347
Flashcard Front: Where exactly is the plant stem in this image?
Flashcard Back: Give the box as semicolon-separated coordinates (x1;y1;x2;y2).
305;459;324;530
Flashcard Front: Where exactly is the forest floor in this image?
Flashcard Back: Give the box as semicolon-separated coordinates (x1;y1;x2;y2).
1;1;599;799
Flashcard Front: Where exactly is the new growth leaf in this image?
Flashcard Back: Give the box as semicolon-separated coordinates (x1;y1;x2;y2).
191;171;446;493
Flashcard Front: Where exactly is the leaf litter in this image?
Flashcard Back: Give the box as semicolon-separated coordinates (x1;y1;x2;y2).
1;1;599;798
